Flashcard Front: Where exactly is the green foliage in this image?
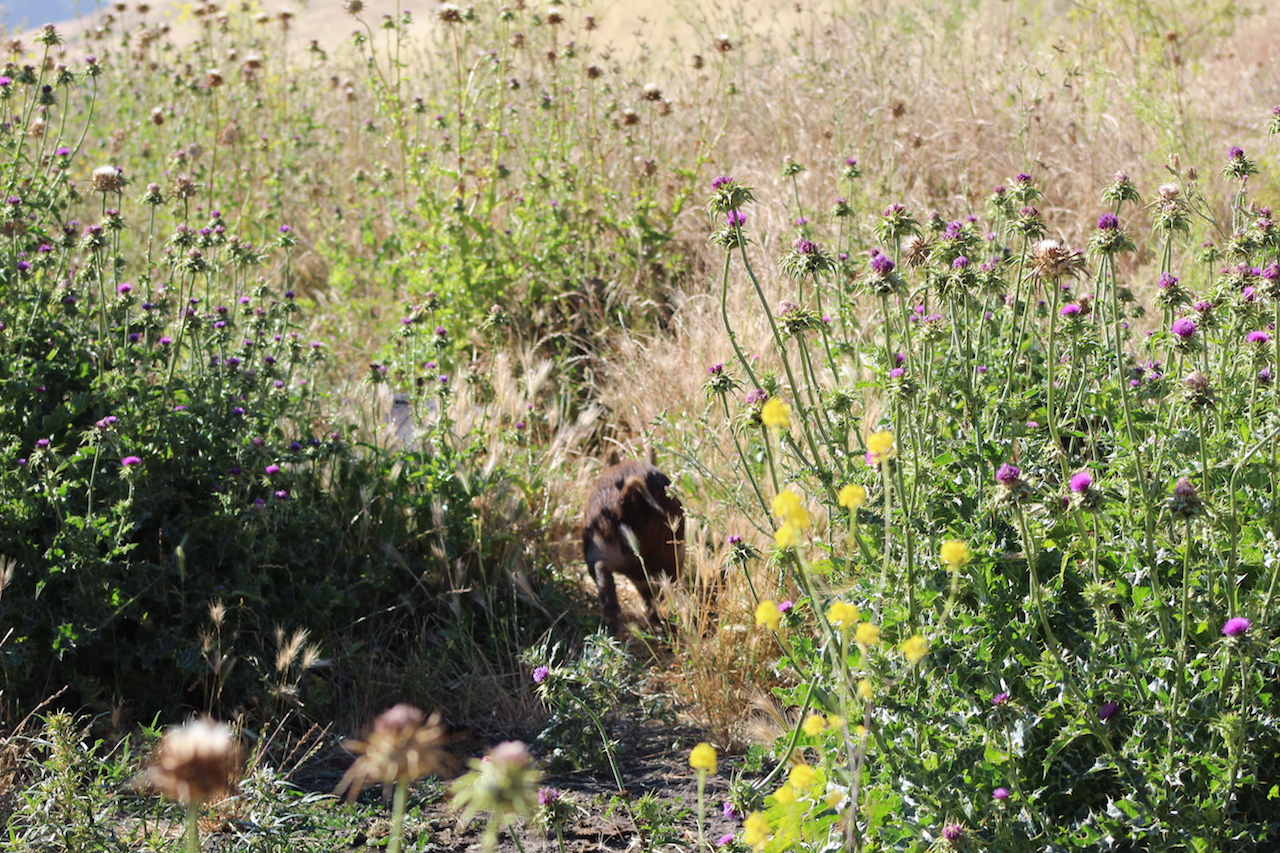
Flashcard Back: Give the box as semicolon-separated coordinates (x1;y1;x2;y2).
526;635;674;779
704;149;1280;849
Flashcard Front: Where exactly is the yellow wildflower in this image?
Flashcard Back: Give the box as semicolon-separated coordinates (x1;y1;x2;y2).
838;483;867;510
855;622;880;646
801;714;826;737
771;489;810;529
940;539;972;569
826;600;860;629
901;634;929;664
754;600;782;631
788;764;816;790
857;678;873;701
854;724;868;738
772;783;797;805
774;523;802;549
865;429;896;466
689;742;717;774
743;812;772;851
760;398;791;429
827;715;844;730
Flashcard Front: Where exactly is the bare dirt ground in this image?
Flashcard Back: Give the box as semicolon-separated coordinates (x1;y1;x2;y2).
278;720;745;853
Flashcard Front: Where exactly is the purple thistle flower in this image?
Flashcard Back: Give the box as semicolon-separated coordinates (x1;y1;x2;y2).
1014;172;1032;183
716;834;735;847
1228;146;1245;161
1060;303;1082;318
1246;330;1270;344
1171;317;1197;339
274;490;289;499
995;463;1021;485
889;367;905;379
1222;617;1250;637
711;175;732;189
36;438;50;448
265;464;281;475
870;253;895;275
943;825;964;842
992;691;1009;706
1069;471;1092;493
744;388;768;405
1098;700;1120;721
537;787;560;806
845;157;857;167
532;665;550;683
1096;213;1119;230
121;455;142;467
708;363;724;376
726;209;747;227
1157;272;1178;289
723;801;739;820
993;787;1010;800
777;600;794;613
1173;477;1197;498
952;255;970;269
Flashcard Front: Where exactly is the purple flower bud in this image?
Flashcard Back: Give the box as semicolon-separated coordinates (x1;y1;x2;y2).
870;253;895;275
1096;213;1119;230
121;455;142;467
1171;317;1196;339
1069;471;1092;493
532;665;550;683
1098;700;1119;720
1157;272;1178;289
1228;146;1245;161
993;787;1010;800
1060;303;1082;318
1222;616;1250;637
777;600;794;613
952;255;970;269
995;463;1021;485
992;692;1009;706
711;175;732;189
726;209;747;227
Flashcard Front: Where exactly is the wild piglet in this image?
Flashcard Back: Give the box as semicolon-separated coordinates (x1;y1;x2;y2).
581;460;685;632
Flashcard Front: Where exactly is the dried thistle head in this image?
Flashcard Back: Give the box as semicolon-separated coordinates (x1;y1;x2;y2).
335;704;450;798
142;718;240;805
90;165;126;194
1031;238;1084;280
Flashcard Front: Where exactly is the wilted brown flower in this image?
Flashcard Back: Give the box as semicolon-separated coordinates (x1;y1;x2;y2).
142;718;240;805
335;704;451;799
1031;238;1085;280
91;165;127;194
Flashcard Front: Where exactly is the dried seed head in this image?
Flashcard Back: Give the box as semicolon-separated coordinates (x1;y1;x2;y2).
714;33;732;51
335;705;451;798
437;3;463;23
91;165;127;194
142;718;240;805
620;108;639;126
1031;238;1084;280
641;82;662;101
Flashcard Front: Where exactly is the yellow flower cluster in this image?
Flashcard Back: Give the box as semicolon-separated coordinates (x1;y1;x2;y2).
940;539;972;569
689;742;717;774
743;811;772;850
855;622;880;646
838;483;866;510
754;600;782;631
865;429;896;466
760;398;791;429
801;714;826;736
901;634;929;664
788;764;816;789
826;600;859;629
772;488;811;548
